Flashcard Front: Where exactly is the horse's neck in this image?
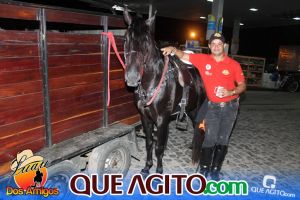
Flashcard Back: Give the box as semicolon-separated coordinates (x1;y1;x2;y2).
141;48;165;90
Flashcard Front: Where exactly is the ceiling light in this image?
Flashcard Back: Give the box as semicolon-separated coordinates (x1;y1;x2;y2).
293;17;300;20
240;23;244;26
207;0;213;2
112;5;131;11
249;8;258;12
190;32;196;38
112;5;123;11
200;16;206;19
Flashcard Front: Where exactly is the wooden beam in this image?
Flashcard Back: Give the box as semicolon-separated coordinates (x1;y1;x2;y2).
0;4;37;20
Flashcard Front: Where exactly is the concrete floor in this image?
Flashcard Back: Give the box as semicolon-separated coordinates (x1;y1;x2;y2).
128;90;300;198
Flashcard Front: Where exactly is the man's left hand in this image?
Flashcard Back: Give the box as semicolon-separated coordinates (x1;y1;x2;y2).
219;88;234;98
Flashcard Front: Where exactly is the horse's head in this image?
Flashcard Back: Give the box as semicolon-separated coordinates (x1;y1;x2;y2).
123;9;156;87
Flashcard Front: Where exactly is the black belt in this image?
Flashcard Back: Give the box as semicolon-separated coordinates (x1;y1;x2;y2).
209;98;239;107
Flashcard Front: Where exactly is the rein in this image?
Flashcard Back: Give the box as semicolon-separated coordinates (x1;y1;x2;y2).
101;32;126;106
144;56;169;106
101;31;169;106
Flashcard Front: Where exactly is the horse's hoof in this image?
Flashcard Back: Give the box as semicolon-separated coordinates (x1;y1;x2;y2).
156;168;163;174
140;169;150;178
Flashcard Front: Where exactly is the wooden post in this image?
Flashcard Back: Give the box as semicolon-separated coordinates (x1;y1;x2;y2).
101;16;109;128
38;8;52;147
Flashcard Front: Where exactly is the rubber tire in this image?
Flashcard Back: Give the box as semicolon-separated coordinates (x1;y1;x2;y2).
44;160;79;200
87;139;131;177
287;80;299;92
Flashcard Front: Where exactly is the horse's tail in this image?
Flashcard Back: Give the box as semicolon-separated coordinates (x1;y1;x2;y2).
191;127;205;164
190;98;207;164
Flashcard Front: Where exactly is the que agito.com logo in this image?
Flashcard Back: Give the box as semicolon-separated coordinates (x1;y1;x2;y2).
6;149;59;197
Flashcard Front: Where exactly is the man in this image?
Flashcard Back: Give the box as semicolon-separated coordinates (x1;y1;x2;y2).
161;33;246;180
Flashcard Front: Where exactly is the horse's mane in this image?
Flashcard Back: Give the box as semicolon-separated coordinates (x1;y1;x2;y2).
128;16;155;53
130;17;150;37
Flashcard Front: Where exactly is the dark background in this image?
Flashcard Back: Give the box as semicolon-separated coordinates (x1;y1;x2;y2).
155;16;300;66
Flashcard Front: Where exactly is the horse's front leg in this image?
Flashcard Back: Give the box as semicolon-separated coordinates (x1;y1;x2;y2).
141;117;154;176
155;117;169;174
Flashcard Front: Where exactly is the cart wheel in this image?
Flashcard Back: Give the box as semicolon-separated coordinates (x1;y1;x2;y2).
45;160;79;199
287;80;299;92
87;139;131;177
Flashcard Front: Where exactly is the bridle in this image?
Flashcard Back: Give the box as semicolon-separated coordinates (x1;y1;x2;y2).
124;50;137;59
124;33;169;106
134;56;170;106
101;31;169;107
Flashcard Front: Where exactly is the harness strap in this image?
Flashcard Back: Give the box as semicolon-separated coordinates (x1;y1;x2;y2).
169;56;192;130
178;86;189;119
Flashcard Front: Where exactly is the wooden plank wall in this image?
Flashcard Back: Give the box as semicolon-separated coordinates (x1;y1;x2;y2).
0;3;140;174
47;32;103;144
0;30;45;163
108;36;140;125
0;4;37;20
46;9;101;26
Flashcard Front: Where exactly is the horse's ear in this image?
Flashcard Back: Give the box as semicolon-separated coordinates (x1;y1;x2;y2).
146;10;157;27
124;7;132;26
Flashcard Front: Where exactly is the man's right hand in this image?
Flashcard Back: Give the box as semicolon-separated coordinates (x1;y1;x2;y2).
161;46;190;62
161;46;176;56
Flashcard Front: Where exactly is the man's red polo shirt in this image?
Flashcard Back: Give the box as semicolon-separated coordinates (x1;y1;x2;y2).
189;54;245;103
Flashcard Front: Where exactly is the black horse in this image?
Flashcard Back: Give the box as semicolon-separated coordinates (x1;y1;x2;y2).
123;10;206;175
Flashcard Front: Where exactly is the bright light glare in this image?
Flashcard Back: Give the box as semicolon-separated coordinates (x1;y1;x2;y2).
190;32;196;38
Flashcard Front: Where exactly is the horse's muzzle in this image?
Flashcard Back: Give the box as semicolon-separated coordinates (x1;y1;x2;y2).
125;80;139;87
125;73;141;87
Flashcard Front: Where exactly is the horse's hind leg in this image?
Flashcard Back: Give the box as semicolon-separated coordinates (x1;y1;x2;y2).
141;117;154;176
155;119;169;174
